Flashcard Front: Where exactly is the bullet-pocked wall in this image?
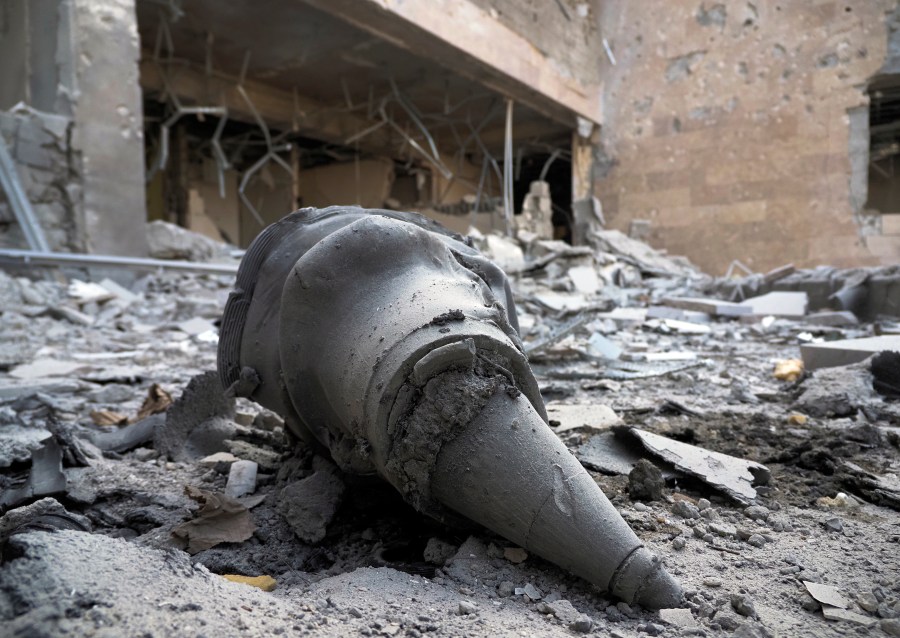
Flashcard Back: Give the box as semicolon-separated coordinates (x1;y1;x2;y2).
594;1;899;274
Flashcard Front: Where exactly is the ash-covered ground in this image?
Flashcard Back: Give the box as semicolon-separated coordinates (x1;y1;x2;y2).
1;226;899;637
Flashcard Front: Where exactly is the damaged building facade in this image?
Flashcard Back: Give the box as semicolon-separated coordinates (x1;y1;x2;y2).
0;0;897;273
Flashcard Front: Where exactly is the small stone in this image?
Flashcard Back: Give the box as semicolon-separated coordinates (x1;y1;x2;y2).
697;498;711;511
616;602;634;617
700;508;720;521
744;505;770;521
879;603;900;619
658;607;698;628
458;601;477;615
673;500;701;519
703;577;722;588
672;536;686;550
823;517;844;533
731;593;758;619
747;534;766;548
423;537;456;565
497;581;515;597
858;592;879;613
503;547;528;563
536;602;555;615
349;607;363;618
633;502;649;512
569;615;593;633
522;583;543;600
709;522;736;537
881;619;900;637
628;458;665;501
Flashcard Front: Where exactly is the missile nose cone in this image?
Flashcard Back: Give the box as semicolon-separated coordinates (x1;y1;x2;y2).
635;563;683;610
608;546;683;610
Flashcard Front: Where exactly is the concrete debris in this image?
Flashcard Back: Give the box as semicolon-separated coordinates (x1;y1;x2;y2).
546;402;623;432
146;220;227;262
738;291;809;318
628;458;665;501
658;607;699;628
661;296;751;317
820;605;877;627
801;335;900;370
871;351;900;399
629;428;770;504
278;457;345;544
793;360;879;418
154;371;236;462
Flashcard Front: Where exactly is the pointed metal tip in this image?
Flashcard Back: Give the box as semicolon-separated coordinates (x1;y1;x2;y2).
634;563;684;610
610;547;683;610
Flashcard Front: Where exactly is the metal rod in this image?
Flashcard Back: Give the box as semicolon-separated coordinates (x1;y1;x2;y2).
0;249;238;275
503;98;514;236
0;135;50;252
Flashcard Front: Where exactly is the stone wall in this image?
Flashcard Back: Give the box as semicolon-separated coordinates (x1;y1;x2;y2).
594;1;898;274
0;107;84;251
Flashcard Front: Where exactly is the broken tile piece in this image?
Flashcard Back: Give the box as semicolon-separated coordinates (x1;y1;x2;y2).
629;428;770;504
803;581;851;609
800;335;900;370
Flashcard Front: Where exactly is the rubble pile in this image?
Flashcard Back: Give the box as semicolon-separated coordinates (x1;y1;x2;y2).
1;220;900;637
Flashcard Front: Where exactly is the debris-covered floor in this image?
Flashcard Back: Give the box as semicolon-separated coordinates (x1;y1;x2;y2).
1;223;900;637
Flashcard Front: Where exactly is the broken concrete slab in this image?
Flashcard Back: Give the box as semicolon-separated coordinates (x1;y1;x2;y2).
629;428;770;504
154;371;236;461
800;335;900;370
0;498;90;545
804;311;859;327
738;291;809;318
646;305;711;323
9;359;88;380
660;296;752;317
0;425;53;467
568;265;600;295
546;402;623;433
821;605;877;627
